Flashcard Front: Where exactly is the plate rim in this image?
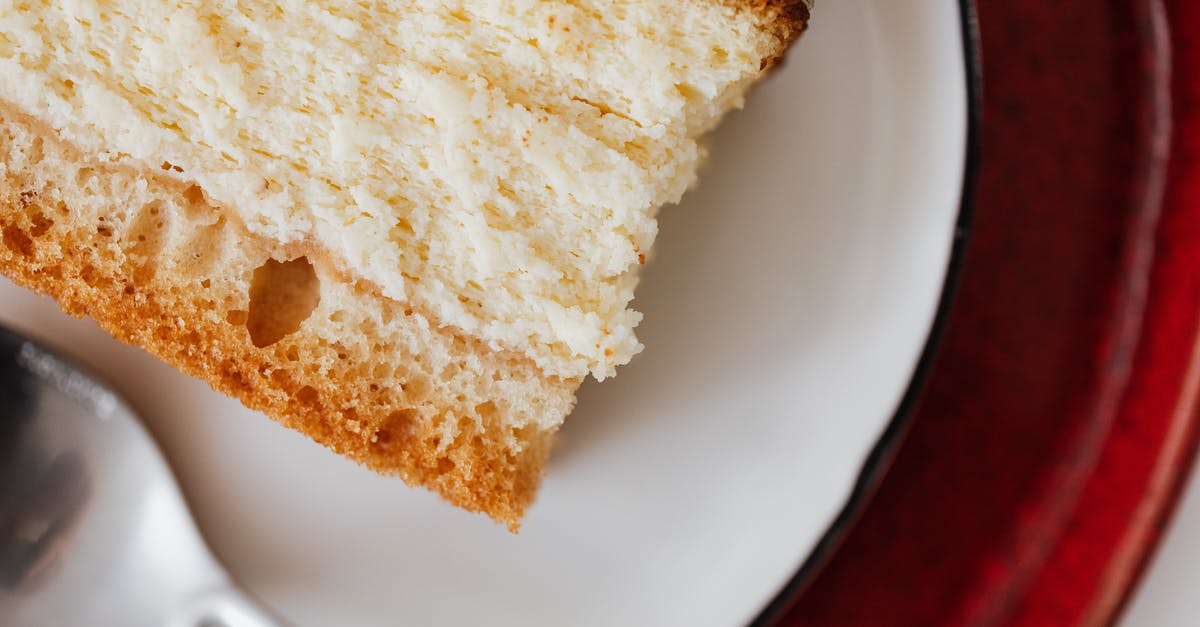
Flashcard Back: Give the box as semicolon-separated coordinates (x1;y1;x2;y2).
750;1;982;623
773;0;1200;624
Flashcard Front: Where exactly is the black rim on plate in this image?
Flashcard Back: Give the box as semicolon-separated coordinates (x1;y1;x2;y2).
751;1;982;624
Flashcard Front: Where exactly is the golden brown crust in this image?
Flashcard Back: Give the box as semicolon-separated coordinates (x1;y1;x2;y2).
0;104;578;530
735;0;811;49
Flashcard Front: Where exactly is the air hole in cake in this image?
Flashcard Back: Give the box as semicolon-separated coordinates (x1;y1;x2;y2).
226;310;248;326
295;385;319;405
2;225;33;256
183;184;204;202
74;167;94;185
15;188;33;204
181;184;208;218
474;401;498;420
372;409;419;453
246;256;321;348
29;213;52;237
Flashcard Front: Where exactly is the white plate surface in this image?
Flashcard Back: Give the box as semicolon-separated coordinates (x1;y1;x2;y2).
0;2;967;625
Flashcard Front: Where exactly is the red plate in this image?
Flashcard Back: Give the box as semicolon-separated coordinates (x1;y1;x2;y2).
765;0;1200;625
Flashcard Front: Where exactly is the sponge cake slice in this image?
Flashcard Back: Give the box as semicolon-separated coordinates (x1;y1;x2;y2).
0;1;809;528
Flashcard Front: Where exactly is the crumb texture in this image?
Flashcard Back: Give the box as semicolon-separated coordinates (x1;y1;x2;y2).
0;3;807;527
0;1;801;379
0;107;578;528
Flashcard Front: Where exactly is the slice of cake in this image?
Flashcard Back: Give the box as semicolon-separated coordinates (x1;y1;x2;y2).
0;1;809;529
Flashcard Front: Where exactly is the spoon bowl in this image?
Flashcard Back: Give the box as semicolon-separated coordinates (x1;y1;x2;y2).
0;325;279;627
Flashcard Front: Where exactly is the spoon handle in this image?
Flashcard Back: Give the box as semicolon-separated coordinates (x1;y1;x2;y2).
169;583;288;627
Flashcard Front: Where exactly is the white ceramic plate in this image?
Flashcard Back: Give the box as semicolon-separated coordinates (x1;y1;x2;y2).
0;2;968;625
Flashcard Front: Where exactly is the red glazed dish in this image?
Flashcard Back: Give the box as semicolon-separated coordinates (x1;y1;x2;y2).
766;1;1200;625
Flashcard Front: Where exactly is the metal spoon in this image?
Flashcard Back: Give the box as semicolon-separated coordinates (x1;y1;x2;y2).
0;324;282;627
